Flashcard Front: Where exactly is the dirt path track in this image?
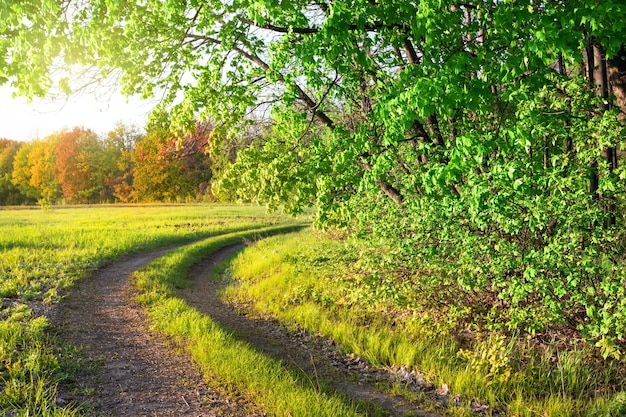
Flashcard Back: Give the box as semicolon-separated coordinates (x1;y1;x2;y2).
50;241;441;417
50;246;261;417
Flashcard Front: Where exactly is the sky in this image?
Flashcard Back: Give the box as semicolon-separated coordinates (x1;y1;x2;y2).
0;84;156;142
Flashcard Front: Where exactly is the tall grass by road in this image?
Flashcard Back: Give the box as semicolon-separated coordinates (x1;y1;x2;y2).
225;230;626;417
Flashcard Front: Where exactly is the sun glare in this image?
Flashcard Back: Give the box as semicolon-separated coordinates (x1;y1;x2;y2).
0;84;153;142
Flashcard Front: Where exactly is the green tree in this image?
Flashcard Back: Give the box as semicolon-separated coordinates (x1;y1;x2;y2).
216;113;321;213
102;123;143;202
4;0;626;357
13;0;616;213
0;0;68;96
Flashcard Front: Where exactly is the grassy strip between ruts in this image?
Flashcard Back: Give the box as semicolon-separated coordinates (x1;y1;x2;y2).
132;225;363;417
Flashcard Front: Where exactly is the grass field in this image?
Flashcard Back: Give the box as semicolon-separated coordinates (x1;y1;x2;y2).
0;204;303;416
4;205;626;416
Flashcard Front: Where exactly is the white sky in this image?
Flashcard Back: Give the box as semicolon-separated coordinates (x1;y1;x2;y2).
0;84;155;142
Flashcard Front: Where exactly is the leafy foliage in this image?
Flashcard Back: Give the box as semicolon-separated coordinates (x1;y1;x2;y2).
228;231;626;416
130;122;213;202
10;142;40;201
3;0;626;360
4;121;216;205
24;135;59;203
217;112;321;212
100;123;143;202
54;127;107;203
0;139;28;205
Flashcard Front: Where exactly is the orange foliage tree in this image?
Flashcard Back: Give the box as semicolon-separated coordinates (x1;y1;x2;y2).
130;122;212;202
54;127;106;204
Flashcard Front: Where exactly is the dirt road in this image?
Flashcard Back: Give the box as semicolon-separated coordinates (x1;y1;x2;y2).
50;242;441;416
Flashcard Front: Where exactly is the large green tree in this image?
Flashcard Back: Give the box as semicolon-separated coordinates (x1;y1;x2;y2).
4;0;626;356
6;0;617;213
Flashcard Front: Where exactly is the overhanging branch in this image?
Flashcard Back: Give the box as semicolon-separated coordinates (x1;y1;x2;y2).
185;32;335;129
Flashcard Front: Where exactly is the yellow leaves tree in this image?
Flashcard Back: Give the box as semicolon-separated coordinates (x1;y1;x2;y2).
0;139;29;205
11;135;60;204
28;136;59;203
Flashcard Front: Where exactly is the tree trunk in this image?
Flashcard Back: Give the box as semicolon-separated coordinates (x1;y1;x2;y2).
557;53;574;158
587;42;623;226
607;44;626;114
587;41;599;202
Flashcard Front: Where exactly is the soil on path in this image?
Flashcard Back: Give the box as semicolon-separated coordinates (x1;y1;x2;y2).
49;247;262;417
49;242;445;417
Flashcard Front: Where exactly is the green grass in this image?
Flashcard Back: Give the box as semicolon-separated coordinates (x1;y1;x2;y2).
132;226;362;417
224;229;626;417
4;205;625;416
0;204;293;300
0;204;303;416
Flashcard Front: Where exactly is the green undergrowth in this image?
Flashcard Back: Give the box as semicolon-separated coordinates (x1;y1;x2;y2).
224;229;626;417
0;204;300;417
132;226;363;417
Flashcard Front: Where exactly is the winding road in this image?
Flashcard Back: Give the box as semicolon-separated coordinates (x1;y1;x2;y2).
49;240;441;417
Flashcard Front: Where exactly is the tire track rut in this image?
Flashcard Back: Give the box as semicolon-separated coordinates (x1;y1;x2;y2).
180;245;440;417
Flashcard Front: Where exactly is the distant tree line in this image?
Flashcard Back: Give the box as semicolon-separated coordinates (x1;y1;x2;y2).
0;120;217;205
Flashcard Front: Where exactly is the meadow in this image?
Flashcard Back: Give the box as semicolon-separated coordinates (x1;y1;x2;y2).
3;205;626;417
0;204;302;416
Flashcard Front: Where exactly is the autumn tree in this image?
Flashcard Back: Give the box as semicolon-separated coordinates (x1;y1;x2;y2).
101;123;143;202
0;139;29;205
175;120;214;199
11;143;40;201
25;136;60;203
130;123;211;202
54;127;106;203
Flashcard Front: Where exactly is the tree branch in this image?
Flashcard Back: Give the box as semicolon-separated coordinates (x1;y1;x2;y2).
376;179;404;206
238;17;411;36
239;18;318;34
403;38;420;64
185;33;336;129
